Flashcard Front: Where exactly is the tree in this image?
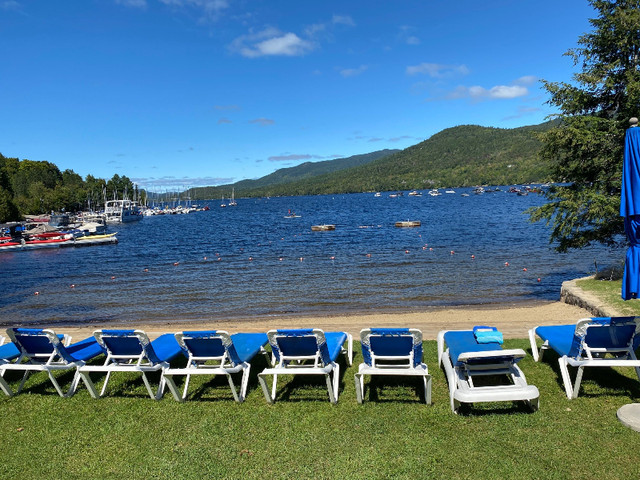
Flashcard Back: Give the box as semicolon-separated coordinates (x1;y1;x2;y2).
529;0;640;252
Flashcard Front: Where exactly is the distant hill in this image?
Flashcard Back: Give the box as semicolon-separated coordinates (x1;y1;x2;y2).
189;149;398;200
231;121;556;197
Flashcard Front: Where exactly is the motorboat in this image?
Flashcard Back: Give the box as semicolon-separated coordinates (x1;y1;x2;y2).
104;200;143;224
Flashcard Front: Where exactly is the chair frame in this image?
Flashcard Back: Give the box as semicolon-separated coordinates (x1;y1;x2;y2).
529;317;640;399
78;330;177;400
258;329;352;404
0;329;90;398
437;329;539;413
354;328;431;404
163;331;269;403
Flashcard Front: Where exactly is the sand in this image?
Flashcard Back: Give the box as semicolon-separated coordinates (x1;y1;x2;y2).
49;300;591;341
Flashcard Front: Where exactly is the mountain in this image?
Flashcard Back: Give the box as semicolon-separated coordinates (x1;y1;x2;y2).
230;121;556;197
189;149;399;199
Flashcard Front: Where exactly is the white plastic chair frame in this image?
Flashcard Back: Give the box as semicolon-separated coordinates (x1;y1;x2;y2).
0;330;80;397
437;330;539;414
163;331;268;403
258;329;353;404
78;330;170;400
529;318;640;399
354;328;431;404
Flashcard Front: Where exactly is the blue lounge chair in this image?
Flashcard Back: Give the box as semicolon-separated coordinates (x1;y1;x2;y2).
355;328;431;404
77;329;183;400
163;331;269;402
258;328;353;404
0;328;105;397
529;317;640;399
437;327;540;413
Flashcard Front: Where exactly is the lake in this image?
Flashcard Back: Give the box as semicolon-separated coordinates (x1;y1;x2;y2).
0;187;625;327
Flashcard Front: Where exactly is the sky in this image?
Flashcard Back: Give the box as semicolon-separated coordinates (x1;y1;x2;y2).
0;0;597;190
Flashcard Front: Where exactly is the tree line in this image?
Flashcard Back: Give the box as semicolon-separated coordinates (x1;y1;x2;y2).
0;153;140;223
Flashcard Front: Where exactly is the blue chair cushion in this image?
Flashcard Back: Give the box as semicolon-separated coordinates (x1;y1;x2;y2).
230;333;268;363
444;330;510;367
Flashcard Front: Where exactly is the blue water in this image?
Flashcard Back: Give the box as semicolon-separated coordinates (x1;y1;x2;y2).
0;188;625;327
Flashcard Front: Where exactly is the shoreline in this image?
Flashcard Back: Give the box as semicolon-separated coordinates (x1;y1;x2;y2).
4;300;593;342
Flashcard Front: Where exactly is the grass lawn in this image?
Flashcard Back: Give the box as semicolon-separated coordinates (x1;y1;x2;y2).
2;338;640;479
576;277;640;315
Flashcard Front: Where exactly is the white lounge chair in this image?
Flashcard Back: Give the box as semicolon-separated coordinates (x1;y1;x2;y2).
163;331;269;402
437;327;539;413
529;316;640;399
77;329;183;400
355;328;431;404
258;328;353;404
0;328;105;397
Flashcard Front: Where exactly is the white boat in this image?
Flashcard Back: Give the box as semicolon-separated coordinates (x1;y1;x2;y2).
374;192;381;197
228;188;237;207
408;191;422;197
429;189;442;196
445;189;456;194
104;200;143;224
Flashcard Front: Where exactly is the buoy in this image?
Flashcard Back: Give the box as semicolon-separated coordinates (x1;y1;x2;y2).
215;252;220;256
450;250;455;255
143;268;149;272
204;256;207;260
366;253;371;258
422;246;427;250
504;262;509;266
471;255;475;259
330;256;335;260
405;250;409;254
173;262;180;266
217;257;221;261
249;257;253;261
279;257;283;261
523;267;527;272
111;276;116;280
537;277;541;282
299;257;304;261
429;248;433;251
70;284;75;289
34;291;39;295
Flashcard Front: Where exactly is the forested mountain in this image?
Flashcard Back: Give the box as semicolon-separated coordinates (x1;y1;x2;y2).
229;121;556;197
189;149;398;200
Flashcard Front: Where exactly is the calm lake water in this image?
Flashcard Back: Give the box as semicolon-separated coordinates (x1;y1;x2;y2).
0;188;625;327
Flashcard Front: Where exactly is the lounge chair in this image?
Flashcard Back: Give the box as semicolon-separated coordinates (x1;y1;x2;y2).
77;329;183;400
437;327;540;413
354;328;431;404
163;331;269;402
529;316;640;399
258;328;353;404
0;328;105;397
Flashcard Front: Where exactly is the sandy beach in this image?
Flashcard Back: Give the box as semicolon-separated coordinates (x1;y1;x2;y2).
49;300;592;341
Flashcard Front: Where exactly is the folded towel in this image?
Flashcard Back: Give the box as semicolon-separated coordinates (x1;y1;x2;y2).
473;326;504;344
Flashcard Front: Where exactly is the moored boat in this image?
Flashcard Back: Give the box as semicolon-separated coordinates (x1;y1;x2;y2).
395;220;421;227
311;224;336;231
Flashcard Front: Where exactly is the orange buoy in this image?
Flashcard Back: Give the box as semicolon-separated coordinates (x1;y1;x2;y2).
70;284;75;289
471;255;475;259
204;256;207;260
111;276;116;280
217;257;221;261
299;257;304;261
504;262;509;266
537;277;541;282
366;253;371;258
173;262;180;266
143;268;149;272
34;291;40;295
405;250;409;254
330;256;335;260
523;267;527;272
450;250;455;255
249;257;253;261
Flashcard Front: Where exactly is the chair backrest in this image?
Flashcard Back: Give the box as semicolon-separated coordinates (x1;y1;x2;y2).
267;329;331;366
570;317;640;358
360;328;423;368
175;331;241;366
7;328;73;363
94;329;161;365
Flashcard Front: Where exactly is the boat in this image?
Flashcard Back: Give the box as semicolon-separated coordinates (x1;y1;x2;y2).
445;189;456;194
395;220;421;228
374;192;381;197
473;187;485;194
284;209;301;218
311;224;336;231
461;193;470;197
104;200;143;224
408;190;422;197
228;188;237;207
429;189;442;196
220;195;227;208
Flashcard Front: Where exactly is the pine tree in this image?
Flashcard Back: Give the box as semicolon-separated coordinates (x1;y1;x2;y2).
529;0;640;251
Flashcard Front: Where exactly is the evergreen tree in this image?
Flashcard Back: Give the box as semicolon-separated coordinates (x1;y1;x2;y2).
529;0;640;251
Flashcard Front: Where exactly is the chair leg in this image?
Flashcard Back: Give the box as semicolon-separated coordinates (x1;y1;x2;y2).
572;366;585;399
78;371;101;399
16;370;32;394
226;373;240;403
325;374;336;404
0;374;15;396
558;357;575;399
258;374;274;404
182;373;192;400
164;374;185;402
239;364;250;402
100;371;112;397
354;373;364;404
424;375;432;405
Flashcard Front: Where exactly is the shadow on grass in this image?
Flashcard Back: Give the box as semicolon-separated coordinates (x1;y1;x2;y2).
363;376;430;404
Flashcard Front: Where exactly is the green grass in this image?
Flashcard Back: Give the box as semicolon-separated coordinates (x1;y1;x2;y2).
2;340;640;479
576;278;640;315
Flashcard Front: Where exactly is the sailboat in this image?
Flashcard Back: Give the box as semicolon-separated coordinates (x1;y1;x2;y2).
228;188;237;207
220;195;227;208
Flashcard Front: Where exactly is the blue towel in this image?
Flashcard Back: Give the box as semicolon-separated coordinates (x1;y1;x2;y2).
473;326;503;344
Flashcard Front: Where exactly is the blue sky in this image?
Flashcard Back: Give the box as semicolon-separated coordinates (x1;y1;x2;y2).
1;0;595;190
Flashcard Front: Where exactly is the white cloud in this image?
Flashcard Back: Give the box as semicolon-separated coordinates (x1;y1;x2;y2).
406;36;420;45
268;154;313;162
1;0;21;9
115;0;147;7
158;0;228;20
249;118;275;126
406;63;469;77
340;65;368;77
218;118;232;124
133;175;234;188
447;84;529;100
513;75;538;86
231;28;315;58
332;14;355;26
214;104;241;111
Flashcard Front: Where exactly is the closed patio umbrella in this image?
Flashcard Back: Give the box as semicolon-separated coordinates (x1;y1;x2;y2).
620;118;640;300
